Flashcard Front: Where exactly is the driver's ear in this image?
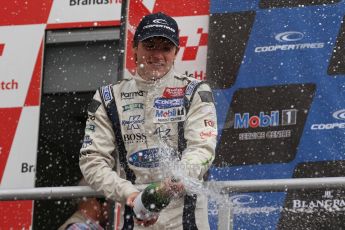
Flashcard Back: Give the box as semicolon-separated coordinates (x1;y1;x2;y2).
175;47;180;55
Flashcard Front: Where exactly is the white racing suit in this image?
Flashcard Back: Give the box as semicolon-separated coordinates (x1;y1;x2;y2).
79;68;217;230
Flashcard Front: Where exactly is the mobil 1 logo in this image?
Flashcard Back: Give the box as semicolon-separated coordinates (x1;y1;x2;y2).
215;83;316;166
278;160;345;229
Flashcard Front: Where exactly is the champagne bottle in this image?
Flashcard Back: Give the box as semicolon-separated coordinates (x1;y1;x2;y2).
133;182;171;221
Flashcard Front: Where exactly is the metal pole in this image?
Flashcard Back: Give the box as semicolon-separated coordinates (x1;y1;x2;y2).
0;186;103;201
2;177;345;200
209;177;345;193
211;177;345;230
0;184;149;201
2;177;345;230
218;203;232;230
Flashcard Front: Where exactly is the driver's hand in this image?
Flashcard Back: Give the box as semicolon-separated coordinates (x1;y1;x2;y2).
163;177;185;198
135;214;159;227
126;192;159;227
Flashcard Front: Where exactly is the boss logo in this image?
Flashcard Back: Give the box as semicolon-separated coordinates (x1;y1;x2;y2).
123;133;146;143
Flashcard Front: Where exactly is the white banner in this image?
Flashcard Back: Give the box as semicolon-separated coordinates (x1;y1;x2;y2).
1;107;39;188
0;25;45;108
48;0;122;24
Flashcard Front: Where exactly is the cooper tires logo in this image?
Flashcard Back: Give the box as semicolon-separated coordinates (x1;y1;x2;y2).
275;31;304;42
254;31;323;53
229;194;254;205
153;19;168;25
311;109;345;130
333;109;345;120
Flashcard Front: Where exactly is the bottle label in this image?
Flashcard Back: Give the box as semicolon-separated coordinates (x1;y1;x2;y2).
133;192;159;221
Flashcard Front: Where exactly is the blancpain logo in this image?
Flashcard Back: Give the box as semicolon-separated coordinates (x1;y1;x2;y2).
322;190;333;199
292;190;345;212
255;30;324;53
275;31;304;42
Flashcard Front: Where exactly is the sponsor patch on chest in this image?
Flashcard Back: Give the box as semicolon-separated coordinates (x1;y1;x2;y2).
162;87;186;98
153;107;186;123
128;148;160;168
153;97;184;109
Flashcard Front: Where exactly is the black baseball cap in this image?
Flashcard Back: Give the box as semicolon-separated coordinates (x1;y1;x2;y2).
134;12;179;46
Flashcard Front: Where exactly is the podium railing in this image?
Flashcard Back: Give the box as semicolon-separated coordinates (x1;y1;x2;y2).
2;177;345;229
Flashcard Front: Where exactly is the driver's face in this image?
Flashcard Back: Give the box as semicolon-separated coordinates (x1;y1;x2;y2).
133;37;179;80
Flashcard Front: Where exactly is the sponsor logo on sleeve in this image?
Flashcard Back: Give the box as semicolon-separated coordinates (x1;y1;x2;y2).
87;114;96;122
185;80;201;96
101;85;113;104
85;124;96;132
79;150;92;158
200;130;217;139
204;119;216;128
198;91;214;103
87;99;101;114
82;135;93;148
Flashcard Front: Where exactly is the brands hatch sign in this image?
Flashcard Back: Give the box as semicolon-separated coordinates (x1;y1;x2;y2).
69;0;121;6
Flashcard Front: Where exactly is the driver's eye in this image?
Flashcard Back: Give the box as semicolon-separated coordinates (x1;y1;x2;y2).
163;46;172;52
144;43;155;50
